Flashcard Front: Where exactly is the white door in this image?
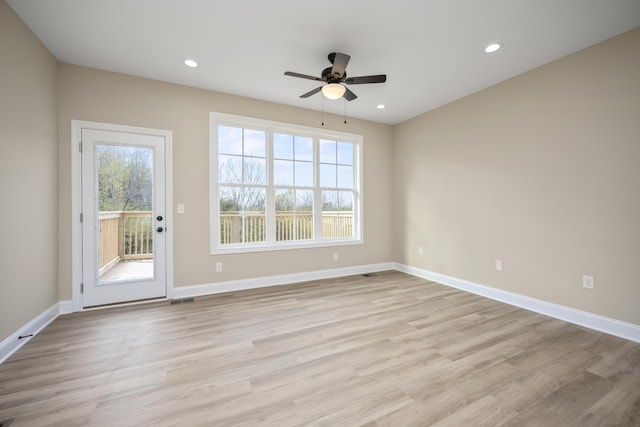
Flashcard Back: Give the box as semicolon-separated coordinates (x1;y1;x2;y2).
81;128;167;307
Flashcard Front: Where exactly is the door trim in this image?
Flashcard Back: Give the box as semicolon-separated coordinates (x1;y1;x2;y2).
71;120;174;312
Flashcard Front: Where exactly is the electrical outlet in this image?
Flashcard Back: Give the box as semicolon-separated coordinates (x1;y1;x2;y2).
333;252;339;261
216;262;223;272
495;260;503;271
418;246;424;255
583;275;594;290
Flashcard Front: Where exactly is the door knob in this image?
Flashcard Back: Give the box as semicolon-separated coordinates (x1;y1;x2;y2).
157;227;164;232
156;215;163;221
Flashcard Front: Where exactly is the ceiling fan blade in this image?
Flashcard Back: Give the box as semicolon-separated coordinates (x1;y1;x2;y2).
331;53;351;78
343;87;357;101
344;74;387;85
285;71;323;81
300;86;323;98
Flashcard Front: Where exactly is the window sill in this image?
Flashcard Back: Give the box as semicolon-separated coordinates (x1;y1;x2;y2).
211;238;363;255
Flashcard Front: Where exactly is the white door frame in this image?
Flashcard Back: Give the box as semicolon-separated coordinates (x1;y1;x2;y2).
71;120;174;312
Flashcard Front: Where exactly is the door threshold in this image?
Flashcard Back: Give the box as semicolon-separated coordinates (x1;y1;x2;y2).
82;297;167;311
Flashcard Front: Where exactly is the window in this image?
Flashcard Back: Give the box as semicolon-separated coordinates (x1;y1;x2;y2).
211;112;362;254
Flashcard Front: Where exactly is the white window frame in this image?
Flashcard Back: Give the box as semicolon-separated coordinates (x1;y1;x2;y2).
210;112;363;255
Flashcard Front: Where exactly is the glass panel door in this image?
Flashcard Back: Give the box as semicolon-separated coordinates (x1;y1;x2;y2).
82;129;166;307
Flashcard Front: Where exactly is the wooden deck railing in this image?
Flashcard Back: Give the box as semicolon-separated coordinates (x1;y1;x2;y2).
275;213;313;241
321;213;353;239
220;211;353;244
99;211;353;268
98;211;153;270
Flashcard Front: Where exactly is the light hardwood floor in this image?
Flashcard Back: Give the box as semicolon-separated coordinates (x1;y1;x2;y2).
1;271;639;426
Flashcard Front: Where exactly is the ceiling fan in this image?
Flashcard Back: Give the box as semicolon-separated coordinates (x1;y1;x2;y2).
284;52;386;101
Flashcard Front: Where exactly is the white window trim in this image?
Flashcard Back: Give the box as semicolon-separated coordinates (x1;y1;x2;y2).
210;112;363;255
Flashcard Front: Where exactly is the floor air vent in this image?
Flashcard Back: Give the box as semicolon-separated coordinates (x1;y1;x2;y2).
170;297;195;305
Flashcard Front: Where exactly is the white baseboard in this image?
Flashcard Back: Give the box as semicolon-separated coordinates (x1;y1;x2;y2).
173;262;395;299
0;302;61;364
4;262;637;366
58;300;74;315
2;263;392;365
394;263;640;344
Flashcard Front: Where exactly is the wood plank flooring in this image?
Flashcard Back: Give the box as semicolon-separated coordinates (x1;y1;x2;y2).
1;271;639;426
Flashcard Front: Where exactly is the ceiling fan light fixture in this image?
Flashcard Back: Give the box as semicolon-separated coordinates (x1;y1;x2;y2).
322;83;346;100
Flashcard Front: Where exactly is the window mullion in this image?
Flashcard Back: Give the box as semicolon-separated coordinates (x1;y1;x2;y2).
265;129;276;244
313;136;322;243
264;128;276;245
355;143;362;240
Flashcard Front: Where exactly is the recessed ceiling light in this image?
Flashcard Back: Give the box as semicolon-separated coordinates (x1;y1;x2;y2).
377;104;386;109
184;59;198;68
484;43;501;53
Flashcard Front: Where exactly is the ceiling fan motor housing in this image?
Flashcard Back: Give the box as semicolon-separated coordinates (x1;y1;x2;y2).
322;66;346;83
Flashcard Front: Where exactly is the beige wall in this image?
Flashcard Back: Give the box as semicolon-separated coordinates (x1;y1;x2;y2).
0;1;59;342
57;64;394;299
393;28;640;325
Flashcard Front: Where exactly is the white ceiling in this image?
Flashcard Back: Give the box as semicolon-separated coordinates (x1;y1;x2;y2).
8;0;640;125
